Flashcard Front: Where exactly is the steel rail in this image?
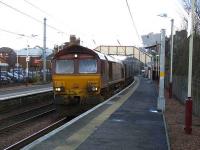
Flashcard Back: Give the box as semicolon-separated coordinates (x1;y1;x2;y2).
0;108;55;132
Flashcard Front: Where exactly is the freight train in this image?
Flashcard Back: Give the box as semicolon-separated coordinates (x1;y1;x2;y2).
52;44;135;107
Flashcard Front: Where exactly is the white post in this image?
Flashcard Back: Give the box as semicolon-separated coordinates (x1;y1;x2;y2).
26;43;29;78
187;0;194;98
157;29;166;111
17;50;19;77
169;19;174;98
43;18;47;82
16;51;19;67
184;0;195;134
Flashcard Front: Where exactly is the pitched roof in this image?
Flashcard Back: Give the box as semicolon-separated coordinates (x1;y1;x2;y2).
16;46;53;57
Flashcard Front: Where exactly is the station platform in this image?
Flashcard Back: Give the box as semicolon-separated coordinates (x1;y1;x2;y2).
23;77;169;150
0;83;52;101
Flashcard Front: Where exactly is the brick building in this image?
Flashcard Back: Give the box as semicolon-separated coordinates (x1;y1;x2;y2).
16;46;53;70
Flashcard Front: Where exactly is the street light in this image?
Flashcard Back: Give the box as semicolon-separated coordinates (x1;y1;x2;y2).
157;13;174;98
25;34;38;78
25;34;39;80
169;19;174;98
26;44;30;78
157;29;166;111
15;34;26;79
15;36;24;74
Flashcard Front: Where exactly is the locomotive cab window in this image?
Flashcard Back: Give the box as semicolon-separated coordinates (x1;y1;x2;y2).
56;60;74;74
79;59;97;73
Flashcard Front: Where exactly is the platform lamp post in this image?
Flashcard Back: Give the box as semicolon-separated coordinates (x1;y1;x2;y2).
26;44;30;79
184;0;195;135
157;14;174;98
15;35;24;79
16;50;20;80
25;34;38;79
169;19;174;98
43;17;47;82
157;29;166;112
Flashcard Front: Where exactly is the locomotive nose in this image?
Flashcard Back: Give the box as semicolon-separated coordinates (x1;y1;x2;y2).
72;83;79;89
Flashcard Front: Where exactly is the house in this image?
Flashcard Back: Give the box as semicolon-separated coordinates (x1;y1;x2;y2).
16;46;53;70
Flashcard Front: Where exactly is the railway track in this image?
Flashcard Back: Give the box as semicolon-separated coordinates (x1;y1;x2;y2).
4;102;103;150
4;117;68;150
1;85;125;149
1;102;97;149
0;104;55;132
6;83;133;149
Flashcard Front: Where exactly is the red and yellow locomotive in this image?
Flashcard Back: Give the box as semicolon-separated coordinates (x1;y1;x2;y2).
52;44;134;105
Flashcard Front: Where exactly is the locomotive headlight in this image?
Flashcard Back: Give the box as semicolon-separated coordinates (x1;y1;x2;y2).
55;87;64;92
87;82;98;93
55;87;61;92
91;87;98;92
88;86;98;92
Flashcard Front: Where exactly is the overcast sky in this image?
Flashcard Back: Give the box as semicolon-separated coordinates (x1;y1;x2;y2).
0;0;188;50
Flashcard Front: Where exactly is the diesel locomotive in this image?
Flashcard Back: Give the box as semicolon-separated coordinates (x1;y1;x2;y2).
52;44;134;105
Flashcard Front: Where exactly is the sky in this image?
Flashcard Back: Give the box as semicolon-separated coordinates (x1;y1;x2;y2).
0;0;188;50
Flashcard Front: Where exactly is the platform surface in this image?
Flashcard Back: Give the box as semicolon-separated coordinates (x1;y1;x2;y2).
0;83;52;101
23;77;168;150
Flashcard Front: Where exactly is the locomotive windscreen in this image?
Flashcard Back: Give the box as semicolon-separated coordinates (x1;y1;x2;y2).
79;59;97;73
56;60;74;74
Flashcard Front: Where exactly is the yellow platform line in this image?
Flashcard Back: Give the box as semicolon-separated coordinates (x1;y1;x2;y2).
55;78;140;150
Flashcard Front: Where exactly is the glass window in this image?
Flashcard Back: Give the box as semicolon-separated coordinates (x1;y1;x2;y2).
56;60;74;74
79;59;97;73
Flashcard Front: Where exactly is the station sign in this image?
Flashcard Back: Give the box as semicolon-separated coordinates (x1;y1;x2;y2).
26;56;30;62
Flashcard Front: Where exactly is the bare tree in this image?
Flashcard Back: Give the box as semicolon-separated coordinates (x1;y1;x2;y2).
182;0;200;34
0;47;16;68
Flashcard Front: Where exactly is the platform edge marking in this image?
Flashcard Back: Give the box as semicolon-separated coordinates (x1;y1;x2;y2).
22;78;139;150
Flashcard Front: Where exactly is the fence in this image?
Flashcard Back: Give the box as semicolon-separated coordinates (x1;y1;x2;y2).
165;75;200;116
0;67;52;86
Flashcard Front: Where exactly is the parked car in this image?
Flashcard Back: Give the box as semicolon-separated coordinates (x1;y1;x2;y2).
0;75;12;84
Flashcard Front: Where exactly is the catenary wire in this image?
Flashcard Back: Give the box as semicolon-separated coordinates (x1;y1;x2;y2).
0;0;65;33
22;0;98;47
125;0;142;46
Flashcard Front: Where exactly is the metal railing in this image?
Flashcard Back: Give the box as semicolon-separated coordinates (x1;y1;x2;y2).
165;75;200;116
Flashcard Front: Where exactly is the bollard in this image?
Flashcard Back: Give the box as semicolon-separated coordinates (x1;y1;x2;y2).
184;97;192;134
